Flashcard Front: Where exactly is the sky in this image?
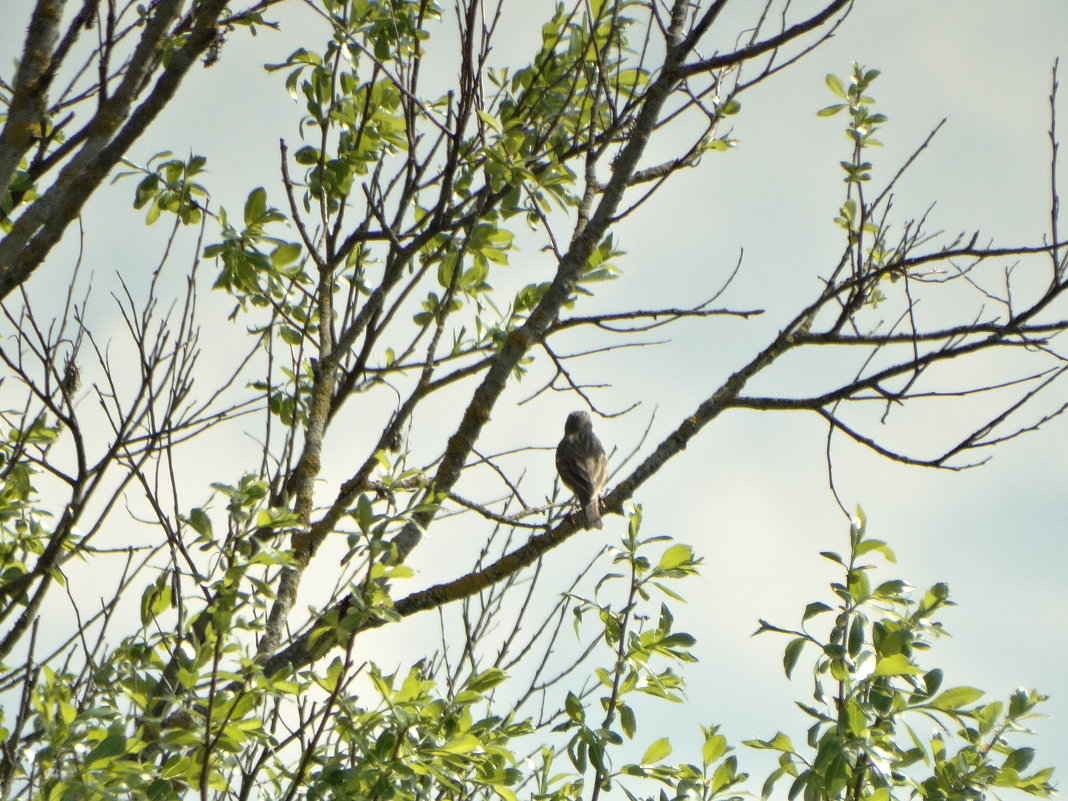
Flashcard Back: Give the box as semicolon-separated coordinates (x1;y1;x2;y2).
3;0;1068;791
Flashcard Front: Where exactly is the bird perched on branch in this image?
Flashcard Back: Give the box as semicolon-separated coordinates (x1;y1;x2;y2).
556;411;608;529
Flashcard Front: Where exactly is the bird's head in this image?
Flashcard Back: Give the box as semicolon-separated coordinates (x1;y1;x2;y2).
564;410;592;434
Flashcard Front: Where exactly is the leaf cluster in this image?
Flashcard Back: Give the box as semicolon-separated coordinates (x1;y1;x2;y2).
750;511;1053;801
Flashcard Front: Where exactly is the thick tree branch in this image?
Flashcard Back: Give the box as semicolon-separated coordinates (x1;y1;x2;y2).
678;0;854;78
0;0;228;299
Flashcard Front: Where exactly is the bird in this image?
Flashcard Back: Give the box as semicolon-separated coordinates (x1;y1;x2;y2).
555;410;608;529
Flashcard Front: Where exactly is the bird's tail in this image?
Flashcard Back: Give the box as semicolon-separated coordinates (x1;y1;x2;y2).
584;498;603;530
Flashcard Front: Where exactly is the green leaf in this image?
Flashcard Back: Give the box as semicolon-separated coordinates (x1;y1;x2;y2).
660;632;695;648
187;508;212;539
744;732;794;752
843;697;867;735
873;579;907;598
1017;766;1054;793
640;737;671;765
847;569;870;603
711;756;738;792
620;703;636;739
702;733;727;766
465;668;507;694
817;104;846;117
564;692;584;722
761;767;785;800
923;668;944;696
294;146;319;165
354;494;376;533
1004;747;1036;773
159;754;191;780
86;731;126;765
244;187;267;225
856;538;896;562
278;326;302;346
892;748;924;770
783;637;806;678
787;770;811;800
1009;688;1042;718
920;582;951;611
847;617;864;657
802;602;832;620
477;109;501;133
140;573;173;626
825;73;847;98
438;734;480;754
927;686;984;710
271;242;302;268
134;175;159;208
657;543;693;571
872;654;922;677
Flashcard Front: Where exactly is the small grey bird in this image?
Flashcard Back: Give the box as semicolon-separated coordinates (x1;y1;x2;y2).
555;411;608;529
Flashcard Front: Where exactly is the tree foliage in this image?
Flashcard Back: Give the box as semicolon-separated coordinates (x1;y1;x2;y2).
0;1;1062;799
